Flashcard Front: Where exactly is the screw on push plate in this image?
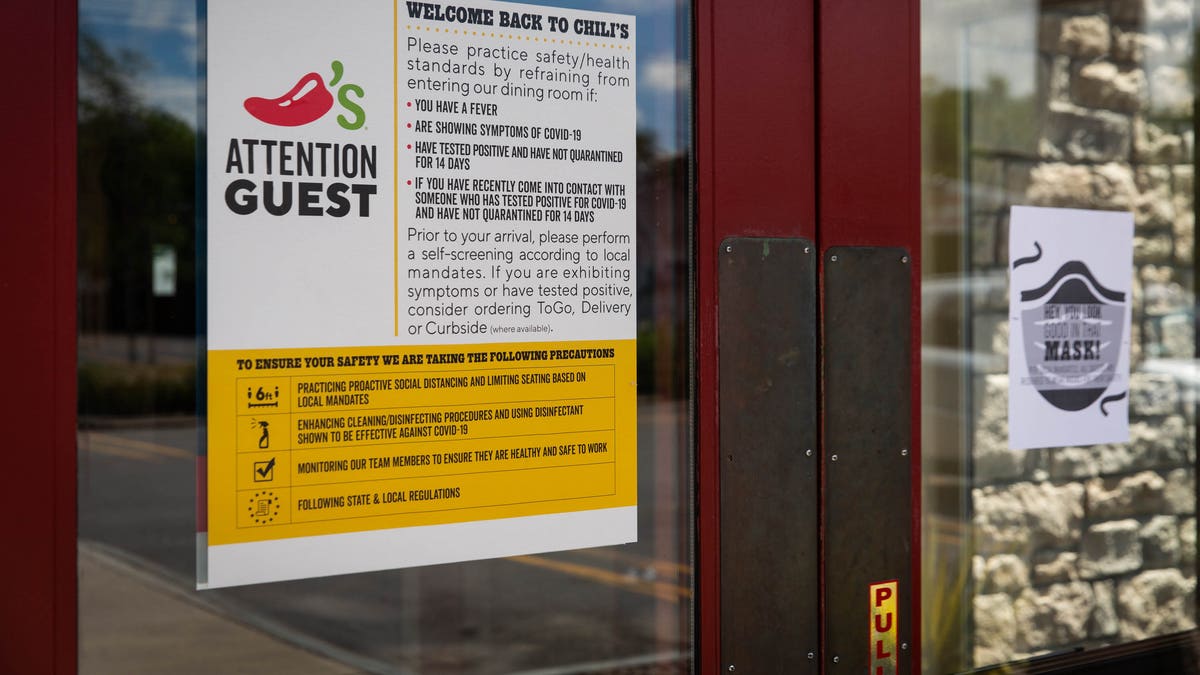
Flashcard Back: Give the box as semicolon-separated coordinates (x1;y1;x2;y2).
804;246;811;253
901;255;909;263
901;642;909;651
727;665;736;672
901;448;909;456
805;448;813;457
830;254;839;262
725;245;733;253
833;655;840;664
831;454;839;462
807;652;815;660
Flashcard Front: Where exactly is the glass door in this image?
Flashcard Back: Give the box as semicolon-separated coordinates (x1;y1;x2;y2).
922;0;1199;671
76;1;694;672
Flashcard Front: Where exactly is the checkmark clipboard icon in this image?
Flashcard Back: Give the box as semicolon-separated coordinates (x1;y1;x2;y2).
253;457;276;482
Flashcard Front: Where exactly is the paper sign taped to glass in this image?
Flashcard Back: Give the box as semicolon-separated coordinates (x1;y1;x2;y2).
1007;206;1133;451
201;0;638;588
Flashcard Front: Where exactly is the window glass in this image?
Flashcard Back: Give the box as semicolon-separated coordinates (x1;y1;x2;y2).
922;0;1196;670
77;1;693;672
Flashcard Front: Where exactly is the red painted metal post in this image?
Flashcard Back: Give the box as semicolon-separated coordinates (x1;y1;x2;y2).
696;1;817;669
818;0;921;670
0;0;78;672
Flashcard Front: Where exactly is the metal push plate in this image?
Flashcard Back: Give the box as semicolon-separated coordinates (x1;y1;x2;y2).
718;237;818;673
823;246;913;673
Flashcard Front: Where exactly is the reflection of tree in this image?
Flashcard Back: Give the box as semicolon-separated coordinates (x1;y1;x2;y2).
78;33;197;415
635;129;688;399
923;75;1037;183
922;74;1037;274
921;76;963;186
78;33;196;339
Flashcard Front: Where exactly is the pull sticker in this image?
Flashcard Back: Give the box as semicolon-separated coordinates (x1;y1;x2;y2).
870;580;898;675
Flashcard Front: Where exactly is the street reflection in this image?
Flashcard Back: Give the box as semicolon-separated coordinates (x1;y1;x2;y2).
79;398;690;673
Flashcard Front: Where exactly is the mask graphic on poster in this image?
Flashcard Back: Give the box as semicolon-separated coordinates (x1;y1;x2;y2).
1014;243;1127;415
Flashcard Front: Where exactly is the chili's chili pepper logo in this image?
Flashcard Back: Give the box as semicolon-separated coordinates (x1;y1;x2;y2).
243;60;365;130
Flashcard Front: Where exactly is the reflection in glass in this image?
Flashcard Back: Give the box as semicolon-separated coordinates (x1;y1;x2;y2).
78;1;693;672
923;0;1196;671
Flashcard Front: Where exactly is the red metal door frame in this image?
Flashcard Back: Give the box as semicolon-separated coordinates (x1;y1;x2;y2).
696;0;920;670
0;0;78;673
0;0;922;670
817;0;921;668
695;0;818;668
15;0;1200;670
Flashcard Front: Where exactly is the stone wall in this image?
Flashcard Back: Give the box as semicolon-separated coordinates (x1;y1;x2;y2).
965;0;1196;666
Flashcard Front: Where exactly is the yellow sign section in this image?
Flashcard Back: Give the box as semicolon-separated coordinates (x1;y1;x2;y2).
869;580;899;675
209;340;636;545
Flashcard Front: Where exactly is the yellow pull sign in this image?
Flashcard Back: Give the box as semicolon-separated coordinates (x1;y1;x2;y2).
869;580;898;675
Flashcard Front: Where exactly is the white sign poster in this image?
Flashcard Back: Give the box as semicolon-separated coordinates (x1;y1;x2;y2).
203;0;637;588
1007;206;1133;451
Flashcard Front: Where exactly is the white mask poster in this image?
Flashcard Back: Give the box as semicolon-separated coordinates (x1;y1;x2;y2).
1007;206;1133;451
202;0;637;588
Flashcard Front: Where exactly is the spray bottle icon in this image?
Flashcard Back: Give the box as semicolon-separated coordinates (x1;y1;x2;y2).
255;420;270;449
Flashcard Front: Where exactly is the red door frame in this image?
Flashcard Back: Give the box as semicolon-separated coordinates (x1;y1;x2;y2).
696;0;920;670
694;0;817;668
817;2;921;668
0;0;922;671
13;0;1200;671
0;0;78;672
